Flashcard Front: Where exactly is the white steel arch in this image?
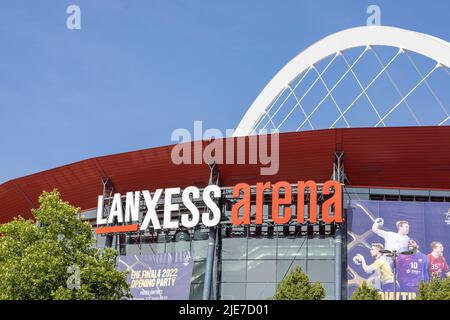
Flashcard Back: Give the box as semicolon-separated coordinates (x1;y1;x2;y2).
234;26;450;136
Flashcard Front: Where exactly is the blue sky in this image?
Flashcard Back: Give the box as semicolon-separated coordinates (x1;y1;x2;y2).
0;0;448;182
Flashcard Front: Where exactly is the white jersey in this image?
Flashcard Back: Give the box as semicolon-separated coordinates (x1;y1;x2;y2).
377;230;409;252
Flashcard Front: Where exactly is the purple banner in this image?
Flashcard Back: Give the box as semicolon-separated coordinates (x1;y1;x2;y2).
118;251;194;300
348;200;450;300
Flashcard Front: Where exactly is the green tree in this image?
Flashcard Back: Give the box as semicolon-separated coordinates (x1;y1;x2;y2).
0;190;130;300
351;281;381;300
416;275;450;300
273;266;325;300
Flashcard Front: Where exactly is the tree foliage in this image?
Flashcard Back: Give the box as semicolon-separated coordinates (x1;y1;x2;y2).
416;275;450;300
273;266;325;300
351;281;381;300
0;190;130;300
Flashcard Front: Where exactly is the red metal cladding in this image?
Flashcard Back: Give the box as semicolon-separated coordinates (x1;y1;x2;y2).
0;126;449;224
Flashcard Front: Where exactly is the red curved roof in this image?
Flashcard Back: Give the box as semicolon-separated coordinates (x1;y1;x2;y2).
1;127;449;223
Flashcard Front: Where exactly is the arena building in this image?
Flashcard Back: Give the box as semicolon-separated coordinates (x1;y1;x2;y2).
1;127;449;299
0;26;449;300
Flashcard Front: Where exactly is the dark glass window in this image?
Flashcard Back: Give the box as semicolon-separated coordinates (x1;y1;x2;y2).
246;260;276;283
247;238;276;260
192;240;208;261
276;259;307;282
246;283;276;300
277;237;307;259
222;238;247;260
220;283;246;300
307;238;335;258
221;261;247;282
191;261;206;284
189;283;204;300
140;243;166;255
307;259;335;282
322;282;335;300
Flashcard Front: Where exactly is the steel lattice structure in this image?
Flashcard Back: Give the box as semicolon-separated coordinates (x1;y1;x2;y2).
234;26;450;136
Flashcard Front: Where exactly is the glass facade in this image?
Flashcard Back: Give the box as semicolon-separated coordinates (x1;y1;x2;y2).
88;186;450;300
219;235;335;300
92;226;337;300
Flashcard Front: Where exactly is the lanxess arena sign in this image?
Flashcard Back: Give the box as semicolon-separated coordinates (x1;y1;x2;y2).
95;180;342;234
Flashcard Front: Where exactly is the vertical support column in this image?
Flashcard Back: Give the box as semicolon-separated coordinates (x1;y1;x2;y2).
332;151;345;300
119;233;127;255
203;227;217;300
334;226;342;300
202;162;221;300
101;177;115;248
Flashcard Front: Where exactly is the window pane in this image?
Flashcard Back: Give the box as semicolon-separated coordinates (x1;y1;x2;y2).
322;282;335;300
141;243;166;254
276;260;307;282
165;242;175;253
192;240;208;261
370;188;399;195
430;190;450;197
220;283;246;300
192;261;206;284
346;193;370;200
222;238;247;260
307;259;335;282
189;283;204;300
96;235;106;248
247;260;276;283
167;241;190;253
263;204;269;220
246;283;276;300
344;188;369;194
177;240;191;252
247;238;276;259
307;238;335;258
400;189;429;196
221;261;247;282
81;209;97;220
126;244;140;255
277;237;307;259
